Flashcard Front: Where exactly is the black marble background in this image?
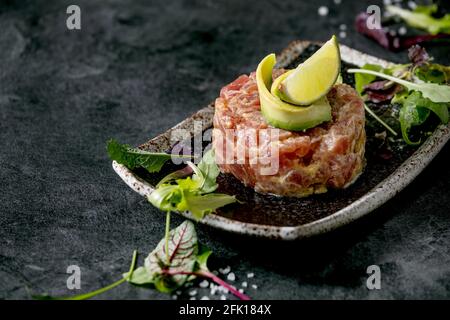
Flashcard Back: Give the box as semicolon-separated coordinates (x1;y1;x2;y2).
1;0;449;299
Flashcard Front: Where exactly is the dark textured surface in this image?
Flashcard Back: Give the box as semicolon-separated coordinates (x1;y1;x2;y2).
1;0;449;299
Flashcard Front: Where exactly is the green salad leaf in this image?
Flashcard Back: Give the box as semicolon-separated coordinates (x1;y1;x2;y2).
179;191;238;220
354;64;383;94
143;220;198;292
415;64;450;85
148;149;237;221
399;91;449;145
348;68;450;103
123;221;249;300
107;139;190;173
386;5;450;35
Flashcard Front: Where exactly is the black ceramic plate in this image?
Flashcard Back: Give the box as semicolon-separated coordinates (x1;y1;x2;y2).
113;41;450;240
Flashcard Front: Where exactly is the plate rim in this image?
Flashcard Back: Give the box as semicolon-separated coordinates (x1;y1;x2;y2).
112;41;450;240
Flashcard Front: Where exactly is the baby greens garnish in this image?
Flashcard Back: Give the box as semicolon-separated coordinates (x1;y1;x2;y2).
33;147;244;300
34;222;249;300
123;221;249;300
386;4;450;35
148;149;237;221
399;91;449;145
33;250;138;300
348;46;450;145
348;68;450;104
107;138;191;173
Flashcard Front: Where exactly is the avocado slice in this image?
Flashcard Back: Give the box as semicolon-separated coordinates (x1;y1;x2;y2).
255;54;332;131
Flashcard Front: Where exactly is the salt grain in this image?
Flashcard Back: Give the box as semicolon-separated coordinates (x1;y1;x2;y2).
398;27;407;35
171;295;177;300
333;0;341;4
247;272;254;278
199;280;209;288
219;266;231;274
339;24;347;31
189;290;197;296
318;6;329;17
227;272;236;281
242;281;248;288
190;297;196;300
220;295;227;300
383;0;391;5
407;1;417;9
201;296;210;300
210;284;217;295
252;284;258;289
339;31;347;39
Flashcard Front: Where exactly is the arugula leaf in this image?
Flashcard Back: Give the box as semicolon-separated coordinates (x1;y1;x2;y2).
386;5;450;35
399;91;449;145
348;68;450;103
107;139;190;173
354;64;384;94
415;64;450;85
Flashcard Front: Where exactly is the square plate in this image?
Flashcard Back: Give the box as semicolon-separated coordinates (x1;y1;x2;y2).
112;41;450;240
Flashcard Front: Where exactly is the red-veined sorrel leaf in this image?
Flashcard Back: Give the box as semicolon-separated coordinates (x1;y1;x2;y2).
144;220;198;292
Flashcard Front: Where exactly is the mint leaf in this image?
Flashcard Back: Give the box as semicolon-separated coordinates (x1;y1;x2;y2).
107;139;189;173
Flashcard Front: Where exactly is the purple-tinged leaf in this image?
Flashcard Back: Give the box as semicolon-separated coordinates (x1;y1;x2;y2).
408;45;430;66
144;220;198;292
363;80;403;103
355;12;450;51
355;13;399;50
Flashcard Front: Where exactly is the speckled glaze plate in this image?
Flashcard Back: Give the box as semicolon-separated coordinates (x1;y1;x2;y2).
112;41;450;240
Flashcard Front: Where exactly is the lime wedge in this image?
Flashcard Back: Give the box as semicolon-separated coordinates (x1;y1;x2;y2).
256;54;331;131
277;35;340;105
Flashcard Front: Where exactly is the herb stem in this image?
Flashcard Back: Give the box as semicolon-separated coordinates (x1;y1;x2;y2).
35;250;138;300
161;269;250;300
165;211;171;264
199;270;251;300
364;103;398;136
348;68;414;88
